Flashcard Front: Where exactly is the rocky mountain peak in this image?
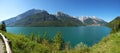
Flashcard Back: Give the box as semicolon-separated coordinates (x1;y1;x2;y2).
79;16;107;26
26;9;48;14
56;11;69;17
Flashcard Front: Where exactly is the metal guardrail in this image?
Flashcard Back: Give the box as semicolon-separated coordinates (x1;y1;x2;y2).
0;33;12;53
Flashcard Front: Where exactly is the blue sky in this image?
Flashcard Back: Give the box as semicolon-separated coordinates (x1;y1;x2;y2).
0;0;119;22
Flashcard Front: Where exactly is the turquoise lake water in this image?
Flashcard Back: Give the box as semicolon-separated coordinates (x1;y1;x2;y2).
6;26;111;47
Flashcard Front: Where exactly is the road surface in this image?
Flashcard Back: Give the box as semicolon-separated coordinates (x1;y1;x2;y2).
0;33;12;53
0;39;4;53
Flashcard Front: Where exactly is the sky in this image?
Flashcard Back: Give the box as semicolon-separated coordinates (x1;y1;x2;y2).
0;0;120;22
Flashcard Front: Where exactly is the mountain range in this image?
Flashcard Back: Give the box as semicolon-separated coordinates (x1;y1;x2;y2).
5;9;107;27
79;16;107;26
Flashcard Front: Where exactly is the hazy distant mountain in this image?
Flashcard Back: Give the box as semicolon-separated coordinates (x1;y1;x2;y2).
79;16;107;26
5;9;43;25
5;9;84;27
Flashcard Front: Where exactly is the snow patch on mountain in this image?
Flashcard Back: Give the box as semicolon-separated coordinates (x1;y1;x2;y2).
79;16;107;26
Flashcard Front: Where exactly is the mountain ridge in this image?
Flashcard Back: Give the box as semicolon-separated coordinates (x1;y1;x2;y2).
79;16;107;26
5;9;44;25
107;16;120;32
5;9;107;27
5;9;84;27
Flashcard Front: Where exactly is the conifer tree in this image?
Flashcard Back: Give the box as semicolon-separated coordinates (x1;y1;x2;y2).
53;32;64;50
0;21;6;32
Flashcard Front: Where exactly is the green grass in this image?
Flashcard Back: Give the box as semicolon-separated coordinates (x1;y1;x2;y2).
91;31;120;53
0;31;42;53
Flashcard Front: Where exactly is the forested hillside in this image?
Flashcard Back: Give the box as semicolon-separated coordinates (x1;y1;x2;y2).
107;16;120;33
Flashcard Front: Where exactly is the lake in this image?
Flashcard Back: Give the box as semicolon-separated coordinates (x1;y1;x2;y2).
6;26;111;47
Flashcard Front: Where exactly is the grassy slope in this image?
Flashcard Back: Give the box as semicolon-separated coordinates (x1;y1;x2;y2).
0;31;66;53
0;30;120;53
0;31;42;53
91;31;120;53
